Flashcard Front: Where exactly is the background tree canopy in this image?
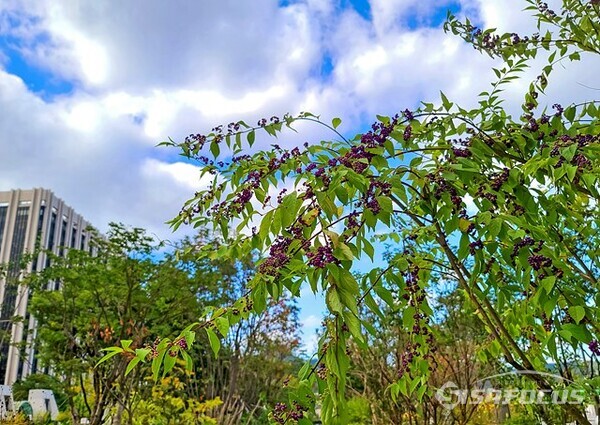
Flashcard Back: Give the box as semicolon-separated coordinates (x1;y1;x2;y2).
25;224;301;425
102;1;600;424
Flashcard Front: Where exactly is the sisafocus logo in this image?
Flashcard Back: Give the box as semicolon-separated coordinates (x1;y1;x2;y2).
435;370;586;410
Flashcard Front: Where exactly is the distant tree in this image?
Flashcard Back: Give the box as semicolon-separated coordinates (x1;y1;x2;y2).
26;224;192;424
173;233;303;424
27;225;301;425
347;281;499;425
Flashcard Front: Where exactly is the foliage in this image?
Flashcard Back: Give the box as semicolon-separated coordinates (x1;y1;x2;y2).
26;224;218;424
346;282;499;424
112;1;600;424
178;233;303;424
346;397;371;425
132;375;221;425
0;413;29;425
27;224;301;424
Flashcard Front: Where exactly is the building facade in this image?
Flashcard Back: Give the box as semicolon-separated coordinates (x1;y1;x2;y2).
0;188;93;385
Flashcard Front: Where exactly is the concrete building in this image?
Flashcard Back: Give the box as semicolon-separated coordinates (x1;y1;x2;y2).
0;188;93;385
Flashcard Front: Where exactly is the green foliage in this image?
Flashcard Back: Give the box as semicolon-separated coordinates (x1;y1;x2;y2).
502;414;539;425
131;376;221;425
0;413;30;425
26;224;245;424
346;397;371;425
142;2;600;424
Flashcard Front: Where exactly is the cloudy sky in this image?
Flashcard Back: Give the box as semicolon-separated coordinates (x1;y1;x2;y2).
1;0;598;352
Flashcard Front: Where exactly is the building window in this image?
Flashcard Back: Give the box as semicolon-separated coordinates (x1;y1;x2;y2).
0;205;30;377
0;205;8;257
58;217;67;257
47;210;57;251
31;205;46;272
45;210;57;268
71;225;77;249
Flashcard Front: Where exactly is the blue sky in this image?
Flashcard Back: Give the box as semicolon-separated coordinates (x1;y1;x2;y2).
1;0;597;352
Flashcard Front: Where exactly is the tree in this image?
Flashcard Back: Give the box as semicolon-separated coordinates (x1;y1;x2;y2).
346;281;499;425
173;233;303;424
133;1;600;424
27;224;199;424
27;225;302;425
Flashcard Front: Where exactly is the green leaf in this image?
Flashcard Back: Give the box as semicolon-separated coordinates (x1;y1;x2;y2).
135;348;151;361
568;306;585;324
252;280;267;313
120;340;133;352
343;312;364;343
332;117;342;129
210;140;220;158
247;130;255;146
440;91;453;110
541;276;556;293
298;360;312;380
488;218;502;239
559;324;592;344
96;347;123;367
326;288;344;315
206;328;221;357
163;352;177;375
125;357;141;376
334;242;354;261
152;348;167;381
564;106;576;122
181;350;194;371
184;330;196;348
214;316;230;337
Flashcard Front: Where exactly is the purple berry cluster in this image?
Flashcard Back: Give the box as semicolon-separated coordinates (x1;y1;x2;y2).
427;173;466;216
548;132;596;173
490;168;510;191
316;363;328;380
335;115;400;174
306;242;337;268
205;147;305;219
363;180;391;215
527;254;552;271
258;236;292;277
480;31;501;51
453;148;472;158
476;186;498;209
469;239;484;255
537;2;557;18
402;109;414;121
524;326;541;345
552;103;564;117
542;313;553;332
345;211;361;232
175;338;188;350
397;263;437;377
510;236;538;258
271;401;308;424
589;340;600;356
258;115;285;127
149;337;161;359
403;125;412;141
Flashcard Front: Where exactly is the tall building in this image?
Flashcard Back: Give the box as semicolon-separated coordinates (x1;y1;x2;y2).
0;188;93;385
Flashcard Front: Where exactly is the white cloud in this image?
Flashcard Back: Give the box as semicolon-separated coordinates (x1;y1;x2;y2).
142;159;211;190
1;0;599;348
